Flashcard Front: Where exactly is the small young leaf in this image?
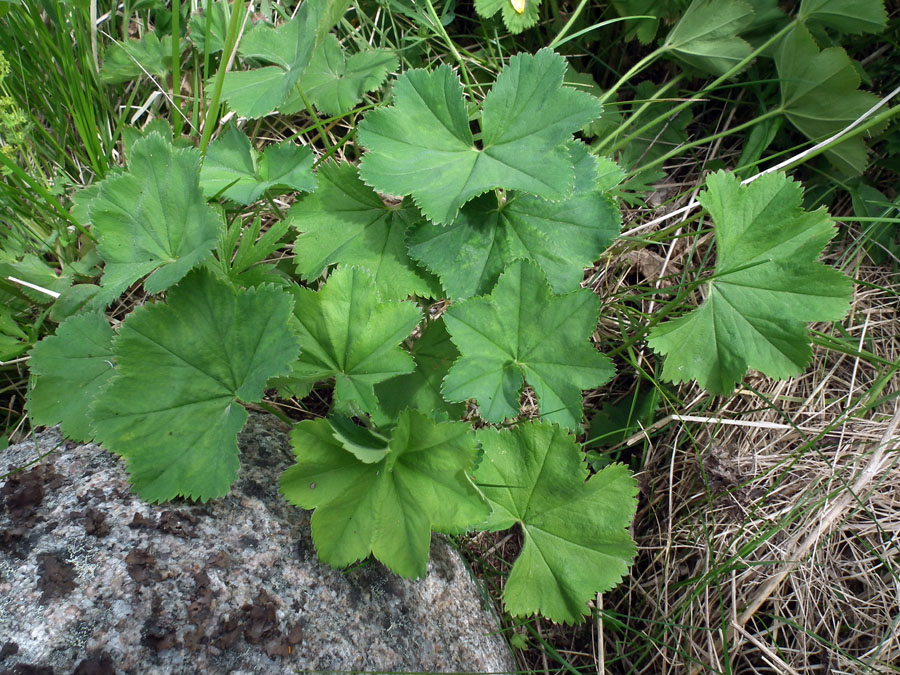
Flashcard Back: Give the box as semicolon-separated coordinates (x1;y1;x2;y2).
200;125;316;205
290;162;439;300
474;0;540;34
408;142;620;299
442;259;614;429
286;266;422;414
373;317;466;424
282;35;397;116
188;0;230;54
27;313;115;442
662;0;754;76
776;25;881;175
280;409;488;578
798;0;887;35
358;49;602;224
90;270;299;502
90;133;222;303
648;171;852;394
475;421;637;623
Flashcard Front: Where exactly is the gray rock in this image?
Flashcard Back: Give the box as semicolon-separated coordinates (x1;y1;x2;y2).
0;415;516;674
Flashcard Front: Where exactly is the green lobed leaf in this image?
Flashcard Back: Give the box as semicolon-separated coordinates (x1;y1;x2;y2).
648;171;852;394
442;259;614;429
373;317;466;425
220;0;348;118
280;409;489;577
188;0;230;54
474;0;541;34
200;125;316;204
798;0;887;35
100;33;182;85
27;313;115;442
286;266;422;414
776;25;882;175
408;142;621;299
662;0;754;76
90;132;222;303
282;34;397;117
90;270;299;502
358;48;602;225
289;162;439;300
475;421;637;623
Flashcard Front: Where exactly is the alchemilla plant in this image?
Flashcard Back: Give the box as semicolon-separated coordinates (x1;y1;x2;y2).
21;0;862;626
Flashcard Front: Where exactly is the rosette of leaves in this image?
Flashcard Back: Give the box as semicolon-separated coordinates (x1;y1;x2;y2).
358;48;602;225
648;171;852;394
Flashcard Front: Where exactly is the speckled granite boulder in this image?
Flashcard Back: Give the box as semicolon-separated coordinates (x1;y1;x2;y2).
0;415;516;674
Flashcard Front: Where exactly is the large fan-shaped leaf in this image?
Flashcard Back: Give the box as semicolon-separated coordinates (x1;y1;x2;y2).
798;0;887;35
408;142;620;298
442;259;614;428
200;125;316;204
776;25;882;174
90;133;222;303
289;162;438;300
648;171;852;394
475;421;637;623
90;270;299;502
358;49;602;224
286;266;422;414
27;313;115;442
280;409;488;577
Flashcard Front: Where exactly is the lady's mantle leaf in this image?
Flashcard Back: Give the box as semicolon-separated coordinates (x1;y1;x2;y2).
442;260;614;429
408;142;620;299
798;0;887;35
27;314;115;442
280;409;488;578
90;133;222;304
474;0;541;35
648;171;852;394
90;270;299;502
290;162;439;300
286;266;422;414
100;33;184;85
776;25;881;175
282;35;397;117
358;49;602;225
200;125;316;205
475;421;637;624
662;0;754;76
220;0;346;118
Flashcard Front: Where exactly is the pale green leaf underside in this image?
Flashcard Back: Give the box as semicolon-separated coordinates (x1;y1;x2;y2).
799;0;888;34
290;161;438;300
358;48;602;224
200;125;316;204
648;171;852;394
287;266;422;414
663;0;754;75
89;270;299;502
474;0;541;34
90;133;222;304
442;259;614;429
280;410;488;577
28;313;115;443
776;25;881;174
476;422;637;623
408;142;621;298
